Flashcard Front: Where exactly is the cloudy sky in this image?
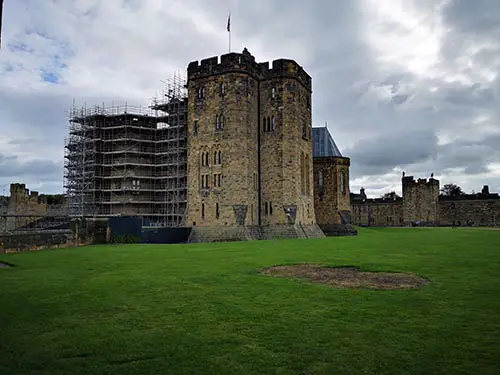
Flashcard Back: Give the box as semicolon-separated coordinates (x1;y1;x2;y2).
0;0;499;198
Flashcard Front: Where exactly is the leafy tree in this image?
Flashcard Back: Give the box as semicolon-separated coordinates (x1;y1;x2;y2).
440;183;465;196
381;191;400;199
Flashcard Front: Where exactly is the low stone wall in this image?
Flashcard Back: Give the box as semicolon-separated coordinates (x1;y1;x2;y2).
0;229;74;253
319;223;358;236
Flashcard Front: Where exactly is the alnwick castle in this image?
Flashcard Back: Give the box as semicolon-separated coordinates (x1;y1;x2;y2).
2;48;500;242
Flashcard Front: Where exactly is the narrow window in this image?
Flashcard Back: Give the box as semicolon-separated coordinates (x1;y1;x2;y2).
206;174;210;188
341;172;345;195
218;150;222;164
220;115;224;129
271;116;275;131
205;152;209;166
214;151;217;165
193;120;198;135
318;170;324;189
270;202;273;215
271;87;275;98
202;203;205;219
221;83;225;95
216;203;220;219
213;174;216;187
265;202;268;215
251;204;254;223
216;115;219;129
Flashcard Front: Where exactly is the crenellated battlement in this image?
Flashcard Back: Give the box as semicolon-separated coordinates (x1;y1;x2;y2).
402;176;439;187
187;48;312;91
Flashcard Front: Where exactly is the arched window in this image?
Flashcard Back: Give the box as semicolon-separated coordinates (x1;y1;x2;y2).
205;152;209;166
340;172;345;195
300;152;305;194
214;151;217;165
218;150;222;164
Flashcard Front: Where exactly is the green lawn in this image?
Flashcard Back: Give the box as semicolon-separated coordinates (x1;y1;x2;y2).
1;227;499;375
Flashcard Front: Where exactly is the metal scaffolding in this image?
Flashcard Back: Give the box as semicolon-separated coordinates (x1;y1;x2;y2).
64;75;188;226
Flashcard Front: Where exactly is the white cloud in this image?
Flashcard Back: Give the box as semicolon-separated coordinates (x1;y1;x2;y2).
0;0;499;198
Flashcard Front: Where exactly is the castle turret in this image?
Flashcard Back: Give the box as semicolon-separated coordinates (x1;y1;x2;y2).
402;175;440;225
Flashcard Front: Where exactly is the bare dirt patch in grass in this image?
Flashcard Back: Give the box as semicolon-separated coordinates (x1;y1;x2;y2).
261;264;429;290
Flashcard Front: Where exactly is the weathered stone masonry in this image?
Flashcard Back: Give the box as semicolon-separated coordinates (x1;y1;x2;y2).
351;175;500;226
186;48;324;242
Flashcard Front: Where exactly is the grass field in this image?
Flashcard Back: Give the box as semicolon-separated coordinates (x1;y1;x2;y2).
1;227;499;375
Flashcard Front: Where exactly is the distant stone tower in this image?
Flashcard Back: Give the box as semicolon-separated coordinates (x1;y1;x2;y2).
186;48;324;242
312;127;357;236
402;175;440;225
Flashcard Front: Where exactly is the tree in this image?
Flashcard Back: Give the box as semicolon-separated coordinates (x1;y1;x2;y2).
440;183;465;197
381;191;400;199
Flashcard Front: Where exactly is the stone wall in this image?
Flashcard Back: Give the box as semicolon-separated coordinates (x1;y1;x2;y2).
2;183;67;231
351;175;500;227
0;230;74;253
351;200;403;226
438;198;500;226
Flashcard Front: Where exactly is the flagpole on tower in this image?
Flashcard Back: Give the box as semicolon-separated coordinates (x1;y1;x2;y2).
227;10;231;53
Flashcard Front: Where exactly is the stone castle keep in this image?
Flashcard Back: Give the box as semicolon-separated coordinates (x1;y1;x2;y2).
185;48;327;241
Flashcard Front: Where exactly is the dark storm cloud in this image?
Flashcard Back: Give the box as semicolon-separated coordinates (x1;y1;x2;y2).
346;129;439;176
0;152;61;179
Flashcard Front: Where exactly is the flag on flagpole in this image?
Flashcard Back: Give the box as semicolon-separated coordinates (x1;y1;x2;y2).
227;12;231;32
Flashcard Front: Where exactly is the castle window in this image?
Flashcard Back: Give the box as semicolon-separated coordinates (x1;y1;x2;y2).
220;83;225;95
193;120;198;136
271;116;275;131
341;172;346;195
318;170;324;189
271;87;276;98
197;87;204;99
216;203;220;219
205;152;209;166
300;152;305;194
132;180;140;190
202;203;205;219
216;114;224;130
218;150;222;164
270;202;273;215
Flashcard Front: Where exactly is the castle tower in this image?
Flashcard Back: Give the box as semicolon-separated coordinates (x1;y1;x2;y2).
312;127;357;236
186;48;324;242
402;175;440;225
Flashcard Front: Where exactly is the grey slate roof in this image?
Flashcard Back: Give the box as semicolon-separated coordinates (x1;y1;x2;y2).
312;126;343;158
